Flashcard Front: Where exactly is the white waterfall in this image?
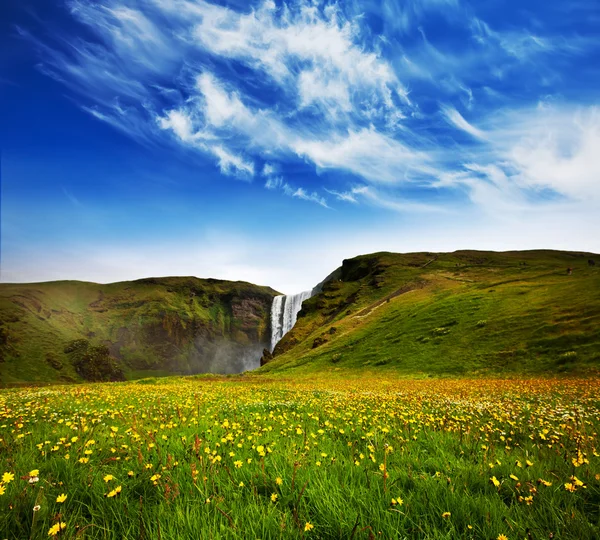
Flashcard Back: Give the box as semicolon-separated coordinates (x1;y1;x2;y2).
270;290;313;352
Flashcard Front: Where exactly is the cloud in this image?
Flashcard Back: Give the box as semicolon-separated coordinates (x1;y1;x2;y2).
292;127;434;183
263;164;328;207
20;0;600;215
442;106;487;140
499;105;600;201
181;0;410;114
433;104;600;209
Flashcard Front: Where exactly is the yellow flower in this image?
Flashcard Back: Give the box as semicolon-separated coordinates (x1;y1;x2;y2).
103;475;114;482
128;471;134;477
270;493;278;502
441;512;451;518
29;469;40;477
510;474;519;481
47;522;66;536
391;497;404;506
276;477;283;486
490;476;500;488
2;472;14;484
564;482;576;492
304;522;314;532
56;494;67;503
106;486;121;498
497;535;508;540
0;485;5;496
238;482;244;487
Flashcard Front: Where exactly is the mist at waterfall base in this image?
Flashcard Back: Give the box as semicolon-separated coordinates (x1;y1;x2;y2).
190;337;264;375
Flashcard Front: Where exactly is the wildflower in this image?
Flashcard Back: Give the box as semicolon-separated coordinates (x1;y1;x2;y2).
276;477;283;486
103;475;114;483
47;522;66;536
234;460;242;468
490;476;500;488
391;497;404;506
441;512;451;518
564;482;576;492
29;469;39;477
128;471;134;477
509;474;519;481
0;485;5;496
56;494;67;503
2;472;14;484
304;522;314;532
271;493;278;502
33;505;41;512
106;486;122;498
497;535;508;540
238;482;244;487
538;479;552;487
571;476;584;487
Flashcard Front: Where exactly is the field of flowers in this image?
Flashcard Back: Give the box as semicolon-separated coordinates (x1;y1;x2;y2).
1;376;599;539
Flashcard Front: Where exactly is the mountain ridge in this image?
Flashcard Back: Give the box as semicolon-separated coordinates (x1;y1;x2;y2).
1;249;599;383
0;276;279;383
260;249;600;375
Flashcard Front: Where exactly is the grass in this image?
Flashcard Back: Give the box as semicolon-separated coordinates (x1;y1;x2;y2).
1;375;599;539
263;250;600;375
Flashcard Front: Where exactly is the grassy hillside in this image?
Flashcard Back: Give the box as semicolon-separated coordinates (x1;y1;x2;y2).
261;250;600;375
0;277;278;384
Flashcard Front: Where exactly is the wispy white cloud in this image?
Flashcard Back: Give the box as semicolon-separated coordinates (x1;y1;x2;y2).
434;104;600;209
263;163;328;207
292;127;434;183
442;106;487;140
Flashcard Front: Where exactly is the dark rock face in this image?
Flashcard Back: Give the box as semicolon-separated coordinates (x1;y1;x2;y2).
312;336;328;349
260;348;273;366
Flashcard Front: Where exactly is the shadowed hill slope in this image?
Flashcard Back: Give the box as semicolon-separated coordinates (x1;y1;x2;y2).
261;250;600;375
0;277;278;383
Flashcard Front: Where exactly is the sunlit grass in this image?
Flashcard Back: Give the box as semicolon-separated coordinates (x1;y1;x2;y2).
1;375;599;538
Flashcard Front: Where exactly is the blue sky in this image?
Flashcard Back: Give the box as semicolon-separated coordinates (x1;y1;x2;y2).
2;0;599;293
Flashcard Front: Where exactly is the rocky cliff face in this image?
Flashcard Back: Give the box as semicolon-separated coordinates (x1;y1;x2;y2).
0;277;279;383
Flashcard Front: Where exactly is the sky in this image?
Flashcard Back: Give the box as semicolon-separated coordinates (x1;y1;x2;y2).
1;0;599;294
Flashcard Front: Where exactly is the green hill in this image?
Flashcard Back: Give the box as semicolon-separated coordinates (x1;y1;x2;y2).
260;250;600;375
0;277;278;384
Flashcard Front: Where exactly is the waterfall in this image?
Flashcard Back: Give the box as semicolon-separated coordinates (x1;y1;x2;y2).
270;290;313;352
